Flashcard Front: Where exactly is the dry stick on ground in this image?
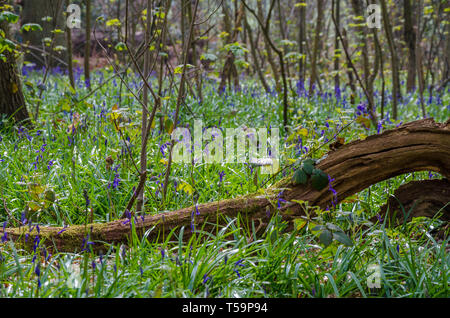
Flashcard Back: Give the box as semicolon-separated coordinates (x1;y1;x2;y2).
2;118;449;253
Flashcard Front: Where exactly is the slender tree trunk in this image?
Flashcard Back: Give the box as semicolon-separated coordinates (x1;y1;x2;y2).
415;0;426;118
84;0;91;88
21;0;66;67
381;0;400;120
351;0;374;110
218;2;244;93
333;0;340;91
309;0;325;96
0;20;30;124
297;2;306;82
257;0;281;93
244;14;270;94
136;0;152;214
65;0;75;90
404;0;417;92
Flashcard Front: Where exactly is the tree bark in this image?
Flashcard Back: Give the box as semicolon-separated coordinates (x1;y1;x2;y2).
65;0;75;90
404;0;417;92
297;2;306;82
309;0;325;96
21;0;66;67
2;118;449;253
0;19;30;124
377;179;450;226
381;0;401;120
333;0;340;90
84;0;91;88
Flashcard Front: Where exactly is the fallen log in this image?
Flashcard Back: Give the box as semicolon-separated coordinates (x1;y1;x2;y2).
375;179;449;238
1;118;450;253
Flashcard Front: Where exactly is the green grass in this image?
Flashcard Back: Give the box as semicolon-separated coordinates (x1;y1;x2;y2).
0;67;448;297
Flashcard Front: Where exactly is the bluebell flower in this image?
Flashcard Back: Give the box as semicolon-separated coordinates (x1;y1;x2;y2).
219;171;225;183
35;264;41;278
203;274;211;284
1;221;7;243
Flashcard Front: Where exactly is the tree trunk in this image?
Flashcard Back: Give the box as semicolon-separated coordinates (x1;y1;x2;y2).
309;0;325;96
218;2;244;93
257;0;281;93
244;14;270;94
377;179;450;226
381;0;401;120
21;0;66;68
404;0;417;92
65;0;75;90
333;0;340;91
0;20;30;124
297;2;306;82
84;0;91;88
136;0;152;214
3;118;449;253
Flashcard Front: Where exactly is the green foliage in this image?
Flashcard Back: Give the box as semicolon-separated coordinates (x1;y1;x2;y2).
0;11;19;24
21;23;43;33
0;67;448;298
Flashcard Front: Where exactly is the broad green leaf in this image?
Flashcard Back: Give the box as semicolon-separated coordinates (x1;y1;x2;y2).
0;11;19;24
319;230;333;247
326;222;343;232
332;231;353;246
302;162;314;175
311;169;329;191
292;168;307;185
21;23;43;33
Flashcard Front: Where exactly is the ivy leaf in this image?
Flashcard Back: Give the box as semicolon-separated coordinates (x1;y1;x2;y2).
319;230;333;247
292;168;308;185
332;231;353;246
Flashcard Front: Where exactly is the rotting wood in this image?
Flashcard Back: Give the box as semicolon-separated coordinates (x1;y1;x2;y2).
1;118;449;253
376;179;450;225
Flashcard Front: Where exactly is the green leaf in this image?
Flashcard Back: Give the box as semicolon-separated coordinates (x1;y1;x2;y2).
326;222;343;232
114;42;127;52
319;230;333;247
302;161;314;175
311;169;329;191
21;23;43;33
0;11;19;24
311;225;326;232
200;53;217;61
332;231;353;246
164;118;174;134
292;168;308;185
